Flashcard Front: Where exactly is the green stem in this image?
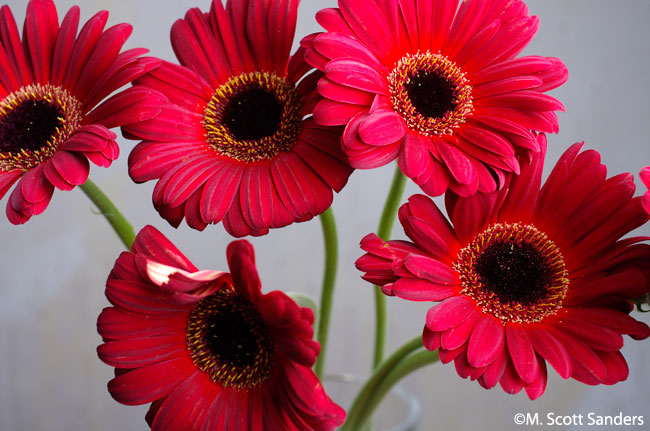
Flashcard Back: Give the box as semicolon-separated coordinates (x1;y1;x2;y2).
373;164;408;367
315;207;338;378
354;349;440;431
341;335;423;431
79;179;135;249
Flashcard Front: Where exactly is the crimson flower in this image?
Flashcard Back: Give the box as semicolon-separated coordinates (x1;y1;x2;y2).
97;225;345;430
304;0;567;197
0;0;161;224
124;0;352;237
356;134;650;399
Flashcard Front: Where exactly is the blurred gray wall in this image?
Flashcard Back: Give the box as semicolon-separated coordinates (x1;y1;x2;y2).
1;0;649;430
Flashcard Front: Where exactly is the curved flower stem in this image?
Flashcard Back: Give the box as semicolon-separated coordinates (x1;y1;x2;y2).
341;335;423;431
79;179;135;249
354;349;440;431
373;164;408;368
315;207;338;378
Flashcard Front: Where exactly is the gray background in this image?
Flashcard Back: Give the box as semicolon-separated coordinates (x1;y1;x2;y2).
1;0;649;430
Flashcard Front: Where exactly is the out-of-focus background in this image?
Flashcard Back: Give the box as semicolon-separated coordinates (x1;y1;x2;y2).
1;0;649;430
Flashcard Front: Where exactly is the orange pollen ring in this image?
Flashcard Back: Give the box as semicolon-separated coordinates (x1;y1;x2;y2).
186;288;274;389
453;223;569;324
388;51;473;136
0;83;81;171
202;71;303;162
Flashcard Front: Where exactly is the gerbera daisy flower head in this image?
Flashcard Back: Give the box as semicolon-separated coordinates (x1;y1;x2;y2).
125;0;353;237
97;225;345;430
356;134;650;399
0;0;162;224
303;0;568;197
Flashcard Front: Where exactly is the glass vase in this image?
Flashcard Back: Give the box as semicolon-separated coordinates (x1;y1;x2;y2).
325;374;421;431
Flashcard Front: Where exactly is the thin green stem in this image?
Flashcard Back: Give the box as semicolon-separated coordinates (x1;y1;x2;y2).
354;349;440;431
341;335;423;431
373;164;408;368
314;207;338;378
79;179;135;249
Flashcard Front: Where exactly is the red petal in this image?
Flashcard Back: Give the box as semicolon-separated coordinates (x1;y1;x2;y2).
0;5;32;84
525;324;572;379
422;326;441;351
97;307;187;340
318;77;375;105
391;277;456;301
50;6;80;85
598;350;629;385
547;327;606;382
75;23;133;103
265;0;299;72
505;322;540;384
426;296;477;331
24;0;59;83
125;104;204;141
171;16;221;86
293;138;352;193
106;279;192;315
324;58;387;94
498;359;525;395
19;165;54;204
132;225;198;271
549;315;624;351
239;164;273;230
107;358;196;406
400;194;460;258
51;151;89;186
313;32;386;71
151;371;217;431
271;153;322;221
437;139;475;185
313;99;367;126
163;156;215;208
403;254;458;285
479;90;565;112
358;109;406;145
98;333;188;368
467;315;505;367
524;357;547;400
84;86;165;129
226;239;261;301
200;162;242;224
478;348;507;389
62;10;108;90
338;0;394;62
128;141;204;182
441;312;480;350
0;170;22;199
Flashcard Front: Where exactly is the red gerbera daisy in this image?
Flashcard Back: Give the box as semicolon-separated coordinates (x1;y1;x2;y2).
640;167;650;215
303;0;567;197
124;0;353;237
356;134;650;399
97;225;345;430
0;0;161;224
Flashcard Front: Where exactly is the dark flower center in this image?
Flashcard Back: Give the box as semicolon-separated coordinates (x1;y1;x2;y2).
187;288;274;389
204;306;261;368
389;51;473;136
222;87;283;141
455;223;568;323
0;100;64;154
405;71;457;120
474;241;552;305
203;71;303;162
0;84;82;172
